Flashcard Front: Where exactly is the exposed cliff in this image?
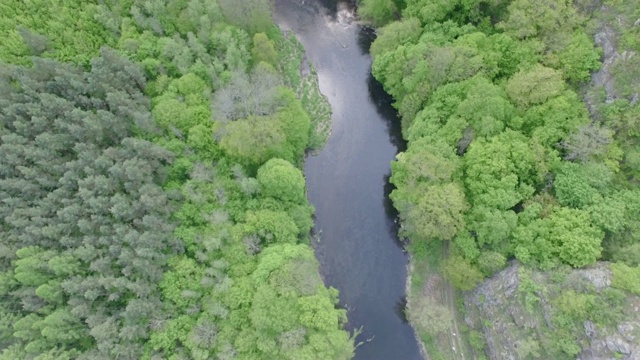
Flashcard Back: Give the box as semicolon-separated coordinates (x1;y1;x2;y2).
464;262;639;360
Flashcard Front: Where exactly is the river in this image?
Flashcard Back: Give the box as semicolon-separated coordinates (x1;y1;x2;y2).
272;1;423;359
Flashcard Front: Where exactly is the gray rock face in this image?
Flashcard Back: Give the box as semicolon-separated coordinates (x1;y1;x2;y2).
575;266;611;290
464;262;640;360
605;337;632;354
591;25;619;104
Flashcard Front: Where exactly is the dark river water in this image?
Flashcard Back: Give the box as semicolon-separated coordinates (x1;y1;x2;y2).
272;1;422;359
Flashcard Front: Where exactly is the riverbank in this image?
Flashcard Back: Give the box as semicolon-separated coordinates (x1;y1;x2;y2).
404;242;474;360
272;27;332;150
273;0;423;358
369;0;640;358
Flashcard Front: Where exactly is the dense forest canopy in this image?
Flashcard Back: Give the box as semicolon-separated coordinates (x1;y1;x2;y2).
0;0;353;359
362;0;640;357
366;0;640;285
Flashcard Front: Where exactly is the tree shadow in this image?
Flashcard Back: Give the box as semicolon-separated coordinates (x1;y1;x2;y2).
384;172;408;250
356;25;376;55
394;296;409;323
367;71;406;151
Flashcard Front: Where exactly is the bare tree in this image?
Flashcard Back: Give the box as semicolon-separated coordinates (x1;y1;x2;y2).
560;123;613;162
212;67;282;122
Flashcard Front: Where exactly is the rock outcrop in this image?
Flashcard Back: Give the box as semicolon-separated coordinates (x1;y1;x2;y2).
464;262;640;360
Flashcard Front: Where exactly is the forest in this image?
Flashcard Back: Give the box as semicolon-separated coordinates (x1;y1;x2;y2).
0;0;353;359
362;0;640;358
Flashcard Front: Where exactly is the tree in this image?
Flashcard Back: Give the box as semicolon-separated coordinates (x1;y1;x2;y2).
0;52;176;359
394;183;469;241
0;0;116;65
553;162;611;208
513;207;603;268
467;207;518;249
505;64;565;108
370;17;422;58
358;0;399;27
218;114;286;167
390;138;461;188
560;123;616;163
403;0;499;24
408;297;454;336
477;251;507;276
498;0;582;51
212;68;282;122
241;210;300;244
251;33;277;66
442;255;484;290
238;244;353;359
257;159;306;204
218;0;272;34
611;262;640;295
523;91;590;146
556;31;602;83
464;130;542;209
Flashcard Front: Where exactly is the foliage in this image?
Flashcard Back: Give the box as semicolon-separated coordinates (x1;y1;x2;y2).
358;0;400;27
0;0;116;65
408;297;454;336
372;0;640;356
505;65;565;108
252;33;278;66
218;0;273;34
0;1;354;359
257;159;307;204
442;255;483;290
0;51;175;359
611;262;640;295
370;18;422;58
217;87;310;168
394;183;469;242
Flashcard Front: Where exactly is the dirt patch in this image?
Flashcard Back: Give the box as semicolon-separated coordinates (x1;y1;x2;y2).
405;242;475;360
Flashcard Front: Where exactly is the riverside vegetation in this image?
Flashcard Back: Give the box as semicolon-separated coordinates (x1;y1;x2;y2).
361;0;640;358
0;0;354;359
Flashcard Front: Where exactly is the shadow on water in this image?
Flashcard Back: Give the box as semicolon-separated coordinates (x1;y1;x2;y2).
273;0;423;358
383;172;406;250
367;72;406;152
356;26;376;54
317;0;338;17
394;296;410;323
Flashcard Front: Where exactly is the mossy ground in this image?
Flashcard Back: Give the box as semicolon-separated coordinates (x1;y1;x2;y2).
405;240;476;360
271;28;332;151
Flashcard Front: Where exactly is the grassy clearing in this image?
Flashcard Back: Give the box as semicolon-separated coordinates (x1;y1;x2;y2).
271;28;332;151
405;240;476;360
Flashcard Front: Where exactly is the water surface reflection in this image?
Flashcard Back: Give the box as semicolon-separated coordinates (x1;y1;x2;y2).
273;1;422;359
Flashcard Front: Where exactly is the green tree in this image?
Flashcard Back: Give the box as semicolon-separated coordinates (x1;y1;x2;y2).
442;255;484;290
370;17;422;58
394;183;469;242
513;207;603;268
477;251;507;276
498;0;582;51
219;114;286;167
556;32;602;83
358;0;400;27
467;207;518;249
0;51;176;359
464;130;542;209
505;64;565;108
218;0;272;34
391;139;461;188
252;33;277;66
611;262;640;295
553;162;613;208
257;159;306;204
